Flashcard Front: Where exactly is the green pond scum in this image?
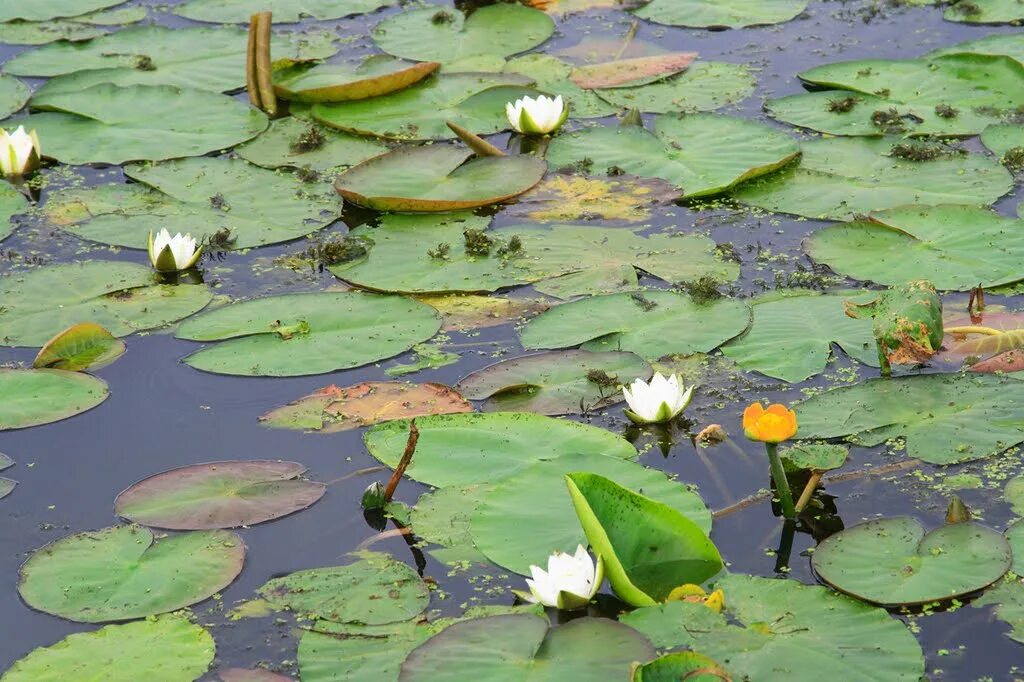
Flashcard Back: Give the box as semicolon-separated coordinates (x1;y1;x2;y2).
0;0;1023;680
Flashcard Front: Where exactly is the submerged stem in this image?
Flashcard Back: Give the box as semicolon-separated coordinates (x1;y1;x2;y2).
765;442;796;519
794;471;823;513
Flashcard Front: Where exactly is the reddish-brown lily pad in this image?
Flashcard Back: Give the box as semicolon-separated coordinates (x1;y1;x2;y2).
114;460;326;530
570;52;698;89
504;173;679;223
259;382;473;433
971;350;1024;373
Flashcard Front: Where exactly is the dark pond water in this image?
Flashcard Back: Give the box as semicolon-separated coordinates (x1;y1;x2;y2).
0;0;1022;679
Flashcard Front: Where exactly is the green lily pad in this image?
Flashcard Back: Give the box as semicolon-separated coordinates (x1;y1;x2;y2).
795;373;1024;465
8;26;338;93
982;123;1024;159
732;136;1013;220
19;525;245;622
312;73;538;140
720;290;877;382
48;156;339;250
566;472;723;606
768;54;1024;137
1005;475;1024;516
632;652;731;682
972;577;1024;645
400;614;655;681
235;118;386;174
273;57;439;103
114;460;326;530
0;0;125;21
593;62;756;114
1008;519;1024;574
622;573;925;681
0;75;30;119
546;115;798;198
23;84;267;165
257;551;429;625
521;291;750;360
175;0;392;22
928;32;1024;64
335;145;546;212
945;0;1023;23
806;205;1024;290
0;454;13;499
0;182;30;243
0;7;147;45
470;453;711;575
364;412;636;487
634;0;806;28
0;615;215;682
456;350;650;415
0;368;108;431
411;484;494;565
503;54;618;119
33;322;125;371
299;620;446;682
0;261;212;347
781;443;849;472
812;517;1011;606
372;4;554;67
176;292;441;377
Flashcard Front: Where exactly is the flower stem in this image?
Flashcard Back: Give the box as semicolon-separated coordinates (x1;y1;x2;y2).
944;325;1001;336
765;442;796;519
794;471;823;513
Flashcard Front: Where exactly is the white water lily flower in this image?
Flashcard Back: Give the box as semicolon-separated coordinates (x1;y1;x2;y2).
148;228;203;272
518;544;604;610
0;126;41;179
622;372;694;424
505;94;568;135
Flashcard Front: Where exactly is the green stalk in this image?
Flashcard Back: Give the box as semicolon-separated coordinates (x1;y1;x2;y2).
765;442;796;519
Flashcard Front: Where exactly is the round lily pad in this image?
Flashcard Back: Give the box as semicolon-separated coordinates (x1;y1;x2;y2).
470;452;711;575
0;261;212;347
114;460;326;530
176;292;440;377
372;4;554;67
456;350;651;415
273;57;439;102
0;615;215;682
812;517;1011;606
0;0;125;21
257;551;429;625
19;524;245;622
0;7;146;46
363;412;636;487
593;62;755;114
312;72;538;140
0;74;30;119
299;620;440;682
928;32;1024;64
634;0;806;28
570;53;698;89
0;182;31;242
24;83;268;165
0;368;109;431
1004;475;1024;516
806;205;1024;290
335;145;546;212
945;0;1023;23
546;114;798;198
400;614;655;681
780;443;848;472
732;136;1013;220
521;291;751;360
410;484;495;564
175;0;393;22
235;117;387;173
49;156;340;250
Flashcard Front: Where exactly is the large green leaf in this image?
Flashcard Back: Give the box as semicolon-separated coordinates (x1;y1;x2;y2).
114;460;326;530
47;156;339;250
176;292;441;377
806;205;1024;290
566;472;723;606
634;0;806;28
0;369;108;430
0;615;215;682
503;54;617;118
0;75;30;119
372;4;553;67
982;123;1024;159
456;350;651;415
0;7;147;46
520;291;750;360
18;525;245;622
546;115;798;198
721;290;877;382
945;0;1023;23
22;84;268;164
8;26;337;93
0;262;212;347
622;574;925;681
235;117;386;173
592;62;755;114
928;32;1024;64
795;373;1024;465
175;0;392;22
273;57;439;103
299;621;438;682
732;136;1012;220
257;552;429;625
335;145;546;211
312;73;538;140
812;517;1011;606
364;412;637;487
0;0;124;21
0;182;30;243
768;54;1024;137
470;453;711;575
399;614;655;681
